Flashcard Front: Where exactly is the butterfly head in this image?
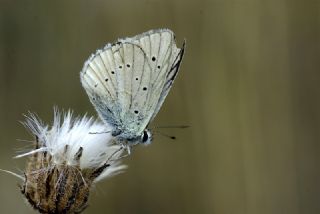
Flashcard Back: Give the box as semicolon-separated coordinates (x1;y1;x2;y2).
141;129;152;145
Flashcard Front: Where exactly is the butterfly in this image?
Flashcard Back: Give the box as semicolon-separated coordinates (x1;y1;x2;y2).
80;29;185;150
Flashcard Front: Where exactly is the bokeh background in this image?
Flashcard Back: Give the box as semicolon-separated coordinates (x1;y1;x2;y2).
1;0;319;213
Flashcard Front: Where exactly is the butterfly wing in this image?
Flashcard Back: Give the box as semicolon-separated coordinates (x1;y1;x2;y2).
81;29;184;138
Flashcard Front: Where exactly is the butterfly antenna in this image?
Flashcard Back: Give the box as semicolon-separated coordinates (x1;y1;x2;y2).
155;125;190;129
154;130;177;140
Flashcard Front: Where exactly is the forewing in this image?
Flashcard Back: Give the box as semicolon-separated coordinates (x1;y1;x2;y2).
149;40;185;122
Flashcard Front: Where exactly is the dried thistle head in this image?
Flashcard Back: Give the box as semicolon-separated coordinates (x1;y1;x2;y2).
17;109;126;214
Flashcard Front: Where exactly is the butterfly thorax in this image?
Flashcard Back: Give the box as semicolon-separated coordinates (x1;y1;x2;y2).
112;128;152;145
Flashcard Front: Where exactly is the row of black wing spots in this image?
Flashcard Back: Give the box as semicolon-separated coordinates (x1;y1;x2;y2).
88;62;113;99
130;44;152;124
108;43;121;99
130;43;148;99
142;33;165;124
145;33;171;122
124;42;151;120
121;42;136;111
84;46;118;123
145;35;174;116
98;51;117;100
107;45;127;120
143;33;154;117
151;31;162;75
87;66;118;123
119;42;134;113
150;33;173;86
104;44;121;95
129;43;136;110
150;33;175;91
149;41;186;121
130;35;154;125
113;43;125;104
93;58;114;103
124;43;142;120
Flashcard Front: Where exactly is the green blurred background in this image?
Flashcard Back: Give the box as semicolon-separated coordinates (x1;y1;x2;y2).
1;0;319;213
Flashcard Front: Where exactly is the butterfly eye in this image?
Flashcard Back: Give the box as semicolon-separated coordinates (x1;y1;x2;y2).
142;131;149;143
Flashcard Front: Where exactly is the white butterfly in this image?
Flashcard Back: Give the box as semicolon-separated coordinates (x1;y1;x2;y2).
80;29;185;149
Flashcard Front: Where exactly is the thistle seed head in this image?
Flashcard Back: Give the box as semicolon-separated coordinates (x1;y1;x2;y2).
18;109;126;213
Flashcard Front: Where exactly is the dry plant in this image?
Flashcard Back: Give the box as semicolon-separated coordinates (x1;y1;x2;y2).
14;109;126;213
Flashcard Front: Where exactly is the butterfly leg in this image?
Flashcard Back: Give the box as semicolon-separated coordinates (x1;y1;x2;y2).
89;130;112;134
126;145;131;155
